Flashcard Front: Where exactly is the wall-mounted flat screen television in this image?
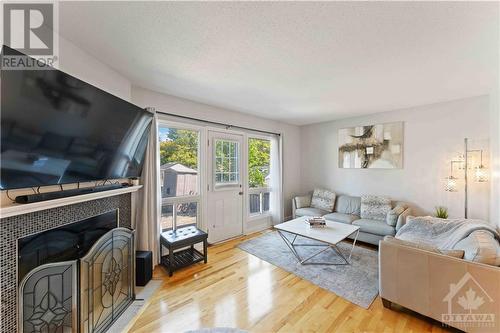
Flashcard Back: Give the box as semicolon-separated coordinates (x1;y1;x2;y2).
0;46;153;190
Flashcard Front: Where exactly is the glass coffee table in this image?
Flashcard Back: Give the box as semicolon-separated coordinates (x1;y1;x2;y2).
274;217;360;265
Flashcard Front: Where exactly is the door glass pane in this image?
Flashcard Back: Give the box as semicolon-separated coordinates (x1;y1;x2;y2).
176;202;198;228
215;139;239;185
263;192;270;212
159;127;199;198
161;204;174;231
249;193;261;214
248;138;271;188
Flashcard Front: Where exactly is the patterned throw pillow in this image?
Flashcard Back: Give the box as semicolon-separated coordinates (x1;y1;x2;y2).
310;189;336;212
361;195;391;221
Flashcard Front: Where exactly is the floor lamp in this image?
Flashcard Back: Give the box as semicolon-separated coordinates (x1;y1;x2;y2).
445;138;489;219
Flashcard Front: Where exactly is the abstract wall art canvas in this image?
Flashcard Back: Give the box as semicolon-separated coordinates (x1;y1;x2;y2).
338;122;404;169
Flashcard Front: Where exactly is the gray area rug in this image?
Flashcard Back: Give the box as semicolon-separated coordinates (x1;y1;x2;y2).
238;231;379;309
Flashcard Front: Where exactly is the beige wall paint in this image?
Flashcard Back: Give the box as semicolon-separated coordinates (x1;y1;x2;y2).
131;86;302;218
300;96;494;223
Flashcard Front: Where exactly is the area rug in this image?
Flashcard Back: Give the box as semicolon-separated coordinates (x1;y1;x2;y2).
238;231;379;309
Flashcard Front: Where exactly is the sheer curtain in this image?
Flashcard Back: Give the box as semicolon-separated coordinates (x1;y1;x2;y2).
134;109;161;265
270;135;284;225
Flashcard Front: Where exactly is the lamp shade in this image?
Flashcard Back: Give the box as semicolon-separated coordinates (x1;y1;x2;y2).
444;176;458;192
474;165;488;183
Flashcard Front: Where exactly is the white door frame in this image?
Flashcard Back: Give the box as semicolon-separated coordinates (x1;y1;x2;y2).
206;130;245;243
155;115;279;242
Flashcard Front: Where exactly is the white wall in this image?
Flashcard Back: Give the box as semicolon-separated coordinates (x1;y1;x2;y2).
491;91;500;227
131;86;302;218
57;37;131;101
301;95;494;222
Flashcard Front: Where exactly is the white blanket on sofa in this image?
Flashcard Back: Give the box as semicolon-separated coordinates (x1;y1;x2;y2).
395;216;500;250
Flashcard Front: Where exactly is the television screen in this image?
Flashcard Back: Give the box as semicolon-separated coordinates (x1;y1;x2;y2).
0;46;153;190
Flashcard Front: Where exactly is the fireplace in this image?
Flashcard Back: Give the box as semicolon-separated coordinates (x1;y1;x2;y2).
17;210;135;333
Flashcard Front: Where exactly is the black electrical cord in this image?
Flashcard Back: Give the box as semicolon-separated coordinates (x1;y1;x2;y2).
5;190;15;202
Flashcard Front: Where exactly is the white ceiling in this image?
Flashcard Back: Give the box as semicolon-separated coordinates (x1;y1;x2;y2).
59;1;499;125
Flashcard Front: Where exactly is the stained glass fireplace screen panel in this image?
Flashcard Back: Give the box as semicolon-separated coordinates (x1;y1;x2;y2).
19;260;77;333
80;228;134;333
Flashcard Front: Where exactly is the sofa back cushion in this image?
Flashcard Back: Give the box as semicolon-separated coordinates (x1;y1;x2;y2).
335;195;361;215
294;195;311;209
360;195;391;221
453;230;500;266
310;188;336;212
386;205;408;227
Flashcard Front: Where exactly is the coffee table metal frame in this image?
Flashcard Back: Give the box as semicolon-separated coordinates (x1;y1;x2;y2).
276;228;360;265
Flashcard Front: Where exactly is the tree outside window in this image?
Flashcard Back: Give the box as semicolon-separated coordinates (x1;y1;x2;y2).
248;138;271;215
248;138;271;188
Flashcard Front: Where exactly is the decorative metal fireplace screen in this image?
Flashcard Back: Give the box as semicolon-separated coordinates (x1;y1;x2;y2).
80;228;135;333
19;261;78;333
18;228;135;333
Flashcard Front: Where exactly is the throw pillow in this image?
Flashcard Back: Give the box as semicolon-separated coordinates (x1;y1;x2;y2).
360;195;391;221
384;236;465;259
386;205;407;227
310;188;336;212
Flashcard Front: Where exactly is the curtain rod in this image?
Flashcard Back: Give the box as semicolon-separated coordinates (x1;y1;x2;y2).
148;108;281;137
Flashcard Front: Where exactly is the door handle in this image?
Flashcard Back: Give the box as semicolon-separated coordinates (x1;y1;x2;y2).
238;191;243;195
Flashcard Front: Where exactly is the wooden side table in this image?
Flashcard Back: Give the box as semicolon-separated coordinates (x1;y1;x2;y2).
160;226;208;276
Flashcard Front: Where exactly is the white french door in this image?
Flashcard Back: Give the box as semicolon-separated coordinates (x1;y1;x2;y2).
207;131;244;243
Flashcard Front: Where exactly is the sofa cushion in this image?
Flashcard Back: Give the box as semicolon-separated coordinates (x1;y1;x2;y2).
360;195;391;221
295;207;329;217
384;236;464;258
353;218;396;236
453;230;500;266
323;212;360;224
310;188;336;212
335;195;361;215
386;205;407;227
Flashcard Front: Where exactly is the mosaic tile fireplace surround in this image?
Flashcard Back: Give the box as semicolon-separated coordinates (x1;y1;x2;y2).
0;193;133;333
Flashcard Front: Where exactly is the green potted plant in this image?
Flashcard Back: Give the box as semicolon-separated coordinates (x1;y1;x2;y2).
435;206;449;219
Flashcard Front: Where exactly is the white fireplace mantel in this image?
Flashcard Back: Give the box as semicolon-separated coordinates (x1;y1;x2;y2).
0;185;142;219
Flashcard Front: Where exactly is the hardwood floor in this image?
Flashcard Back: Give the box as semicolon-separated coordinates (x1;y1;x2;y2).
130;231;454;333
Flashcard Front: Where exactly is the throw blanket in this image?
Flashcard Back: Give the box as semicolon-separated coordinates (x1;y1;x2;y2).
395;216;500;250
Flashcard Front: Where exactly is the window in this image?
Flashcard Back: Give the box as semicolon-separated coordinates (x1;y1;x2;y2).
158;126;200;231
215;139;239;186
248;137;271;216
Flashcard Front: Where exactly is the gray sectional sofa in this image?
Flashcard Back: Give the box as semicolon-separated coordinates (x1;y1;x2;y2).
292;191;412;245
